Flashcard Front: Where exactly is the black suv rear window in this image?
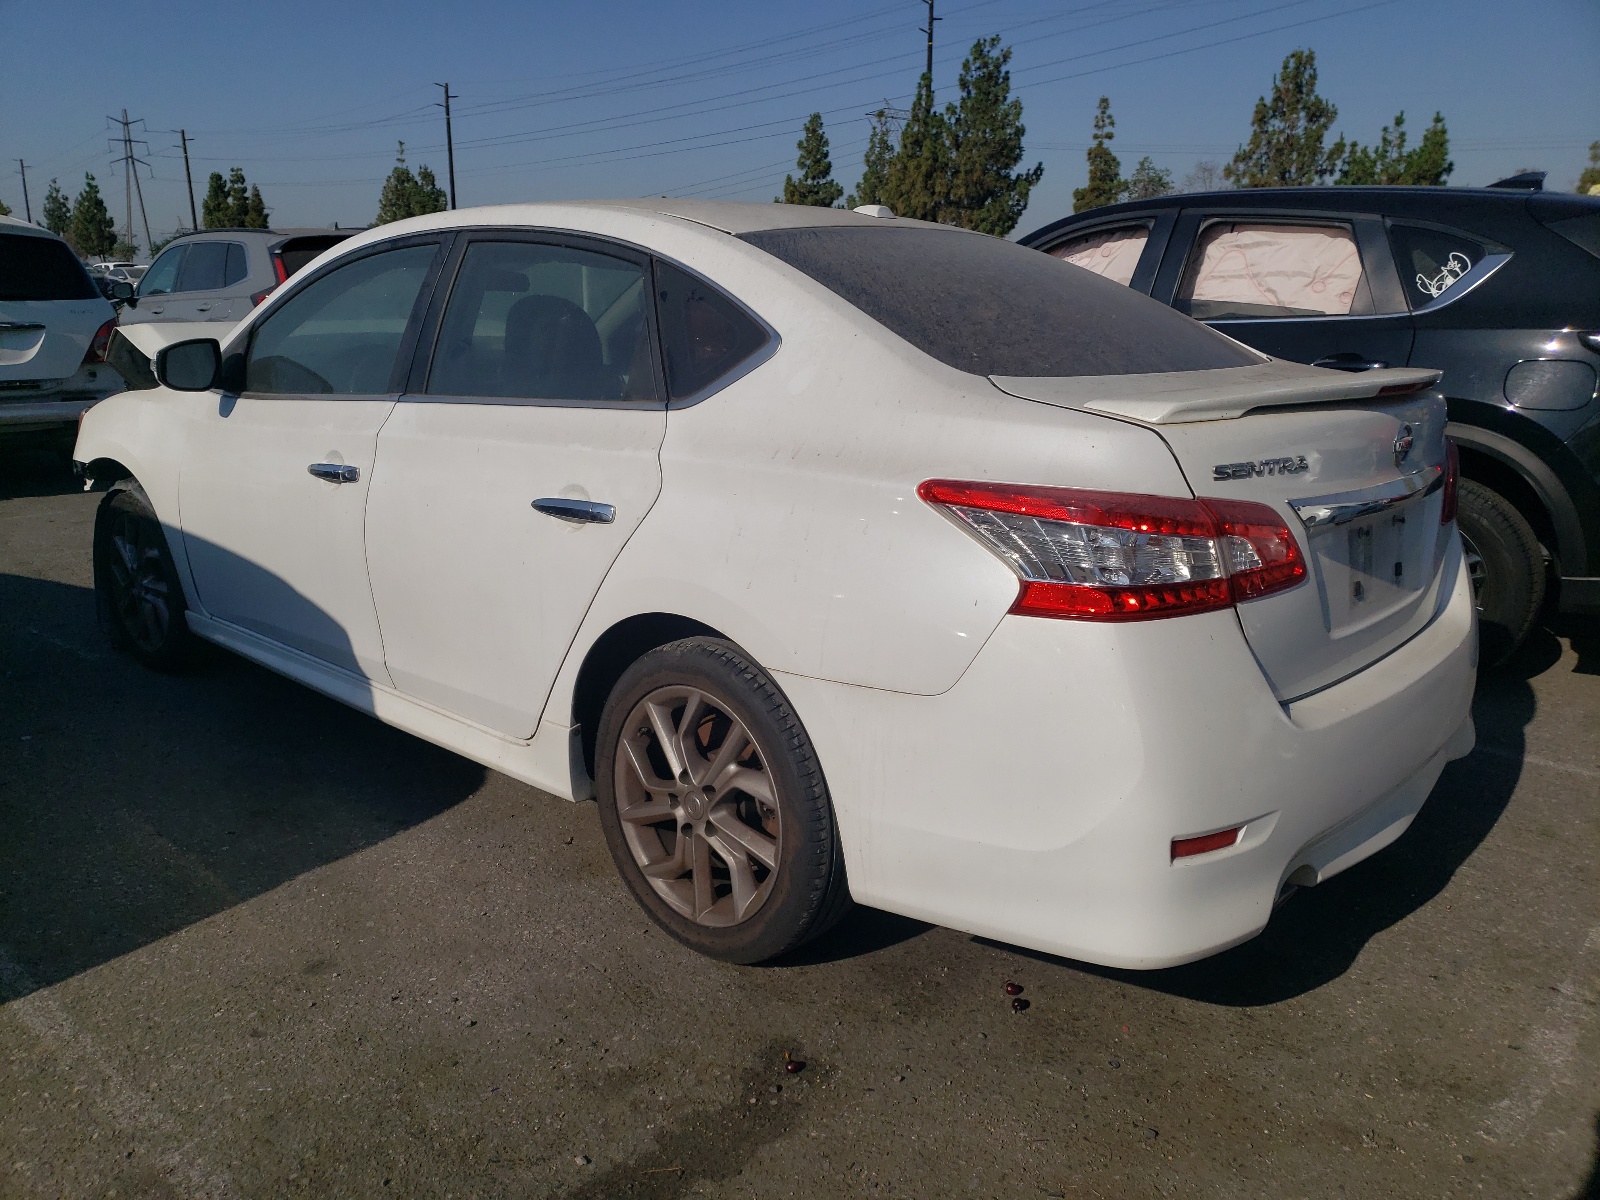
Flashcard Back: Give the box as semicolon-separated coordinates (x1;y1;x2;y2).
0;231;99;301
739;225;1257;377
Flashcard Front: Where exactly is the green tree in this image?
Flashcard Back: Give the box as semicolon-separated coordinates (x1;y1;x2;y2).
225;167;251;225
1225;49;1340;187
201;171;231;228
1072;96;1125;212
244;184;270;228
110;240;138;260
881;73;951;222
779;113;843;207
943;36;1043;235
1576;141;1600;195
374;143;447;225
68;173;116;258
0;196;10;217
42;179;71;237
1333;111;1453;186
1181;160;1224;192
846;108;898;208
1126;156;1174;200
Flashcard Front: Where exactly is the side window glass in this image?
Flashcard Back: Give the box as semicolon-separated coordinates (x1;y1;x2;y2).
139;246;185;296
223;243;249;288
1050;225;1149;287
245;243;438;395
176;241;230;292
1387;224;1487;308
427;241;654;401
654;260;768;400
1176;222;1367;320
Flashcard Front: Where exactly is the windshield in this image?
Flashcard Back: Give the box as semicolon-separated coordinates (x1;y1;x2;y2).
0;232;100;302
739;225;1259;378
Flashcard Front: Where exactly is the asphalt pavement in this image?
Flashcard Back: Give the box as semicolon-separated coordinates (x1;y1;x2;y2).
3;447;1597;1200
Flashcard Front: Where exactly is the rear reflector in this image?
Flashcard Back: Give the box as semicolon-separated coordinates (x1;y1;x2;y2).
271;254;290;285
1172;826;1243;859
1440;437;1459;525
918;480;1306;621
249;287;275;307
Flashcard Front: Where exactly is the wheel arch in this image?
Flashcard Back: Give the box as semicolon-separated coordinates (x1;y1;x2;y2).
1447;415;1592;575
569;612;729;779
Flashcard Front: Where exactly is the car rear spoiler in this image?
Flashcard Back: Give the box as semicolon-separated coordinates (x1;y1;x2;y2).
990;360;1443;424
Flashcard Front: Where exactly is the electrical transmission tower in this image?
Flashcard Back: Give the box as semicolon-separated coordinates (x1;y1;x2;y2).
107;110;153;252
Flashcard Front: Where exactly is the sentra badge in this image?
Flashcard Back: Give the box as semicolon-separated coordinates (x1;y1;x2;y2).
1211;456;1310;481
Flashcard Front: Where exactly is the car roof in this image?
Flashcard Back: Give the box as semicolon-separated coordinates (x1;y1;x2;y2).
364;199;951;237
160;226;361;246
0;214;61;240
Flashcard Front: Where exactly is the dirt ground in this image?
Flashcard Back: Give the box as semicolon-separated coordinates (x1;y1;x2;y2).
3;449;1597;1199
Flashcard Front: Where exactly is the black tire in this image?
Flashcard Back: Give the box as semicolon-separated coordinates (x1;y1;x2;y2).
1457;478;1545;668
594;637;851;964
93;481;197;671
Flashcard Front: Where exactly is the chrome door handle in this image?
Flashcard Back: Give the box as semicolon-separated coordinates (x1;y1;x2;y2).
308;462;360;483
1311;355;1389;372
532;497;615;524
195;304;212;312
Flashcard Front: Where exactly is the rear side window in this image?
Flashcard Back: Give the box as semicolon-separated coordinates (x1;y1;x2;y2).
1177;222;1369;320
654;260;769;398
1387;223;1488;308
176;241;246;292
740;225;1254;377
139;246;185;296
245;243;437;395
0;232;99;301
1050;225;1149;287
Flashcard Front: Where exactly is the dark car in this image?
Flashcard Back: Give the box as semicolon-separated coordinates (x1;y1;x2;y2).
1021;184;1600;664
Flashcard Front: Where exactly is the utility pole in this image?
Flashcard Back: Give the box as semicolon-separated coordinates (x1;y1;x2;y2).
107;110;153;252
436;82;458;209
16;161;31;223
918;0;940;87
178;129;197;230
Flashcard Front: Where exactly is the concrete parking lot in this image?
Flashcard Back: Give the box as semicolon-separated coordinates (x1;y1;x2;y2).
2;447;1597;1200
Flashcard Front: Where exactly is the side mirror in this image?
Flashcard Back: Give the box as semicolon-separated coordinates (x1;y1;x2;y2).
108;279;135;303
154;339;223;391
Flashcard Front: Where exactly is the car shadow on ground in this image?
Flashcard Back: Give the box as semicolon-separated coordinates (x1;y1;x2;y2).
978;631;1564;1006
0;571;485;1002
0;446;83;500
1575;1113;1600;1200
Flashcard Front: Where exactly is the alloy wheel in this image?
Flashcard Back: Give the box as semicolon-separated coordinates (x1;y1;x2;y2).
1459;529;1488;611
106;509;172;654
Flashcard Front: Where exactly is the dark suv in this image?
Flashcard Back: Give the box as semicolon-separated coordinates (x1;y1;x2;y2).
1022;186;1600;663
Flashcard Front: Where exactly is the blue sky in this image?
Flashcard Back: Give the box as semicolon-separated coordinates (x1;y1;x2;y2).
3;0;1596;243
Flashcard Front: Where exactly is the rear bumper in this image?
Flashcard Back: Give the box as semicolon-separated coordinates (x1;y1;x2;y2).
0;364;122;434
776;548;1478;970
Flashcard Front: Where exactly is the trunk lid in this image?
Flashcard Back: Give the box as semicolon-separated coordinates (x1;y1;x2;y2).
992;362;1454;700
1;226;112;386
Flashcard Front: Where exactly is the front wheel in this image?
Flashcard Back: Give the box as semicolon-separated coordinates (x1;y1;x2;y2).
594;638;851;964
1456;478;1545;669
93;482;196;671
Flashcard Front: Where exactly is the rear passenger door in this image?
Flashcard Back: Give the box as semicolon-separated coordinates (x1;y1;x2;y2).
1154;211;1413;372
363;233;668;739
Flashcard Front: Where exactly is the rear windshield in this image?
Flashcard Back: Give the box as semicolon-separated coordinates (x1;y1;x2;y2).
277;235;350;278
738;225;1258;377
0;231;100;302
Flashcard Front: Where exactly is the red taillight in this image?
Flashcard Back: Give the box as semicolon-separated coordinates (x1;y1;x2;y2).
918;480;1306;622
1440;438;1459;525
250;287;275;307
272;253;289;285
1172;826;1244;859
82;318;116;365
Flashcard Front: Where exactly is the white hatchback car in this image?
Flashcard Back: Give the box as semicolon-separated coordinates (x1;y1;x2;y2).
1;216;122;446
73;201;1477;967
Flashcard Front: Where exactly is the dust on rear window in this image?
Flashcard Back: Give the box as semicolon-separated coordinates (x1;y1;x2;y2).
738;225;1259;378
0;232;100;301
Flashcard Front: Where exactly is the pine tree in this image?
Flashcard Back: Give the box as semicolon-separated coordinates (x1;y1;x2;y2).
0;196;10;217
943;37;1043;235
1072;97;1125;212
375;143;448;225
244;184;270;228
1225;49;1340;187
1333;112;1453;186
846;109;898;208
201;171;231;228
1125;156;1174;200
882;74;951;222
43;179;71;237
68;173;116;258
779;113;844;207
226;168;251;225
1579;142;1600;195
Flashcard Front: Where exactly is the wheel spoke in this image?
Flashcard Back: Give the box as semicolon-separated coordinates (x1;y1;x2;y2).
621;739;676;797
618;798;675;826
717;765;775;807
645;698;688;779
690;831;715;919
706;828;760;919
674;690;706;775
708;801;778;870
702;722;750;791
642;834;689;880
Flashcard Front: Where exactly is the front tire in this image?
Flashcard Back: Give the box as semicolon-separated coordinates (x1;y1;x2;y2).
93;482;196;671
594;638;851;964
1457;478;1545;668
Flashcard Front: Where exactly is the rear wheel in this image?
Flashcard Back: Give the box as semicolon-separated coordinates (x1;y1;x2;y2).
1457;478;1545;668
594;638;851;964
93;483;196;671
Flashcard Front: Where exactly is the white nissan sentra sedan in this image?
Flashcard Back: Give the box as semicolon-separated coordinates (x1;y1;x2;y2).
73;201;1477;968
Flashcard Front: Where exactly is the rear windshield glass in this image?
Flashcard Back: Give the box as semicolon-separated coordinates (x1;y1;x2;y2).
0;232;99;301
277;236;349;278
738;225;1257;377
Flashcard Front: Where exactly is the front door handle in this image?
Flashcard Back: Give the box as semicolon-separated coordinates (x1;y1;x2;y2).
532;497;615;524
195;304;212;313
308;462;360;483
1311;354;1389;372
